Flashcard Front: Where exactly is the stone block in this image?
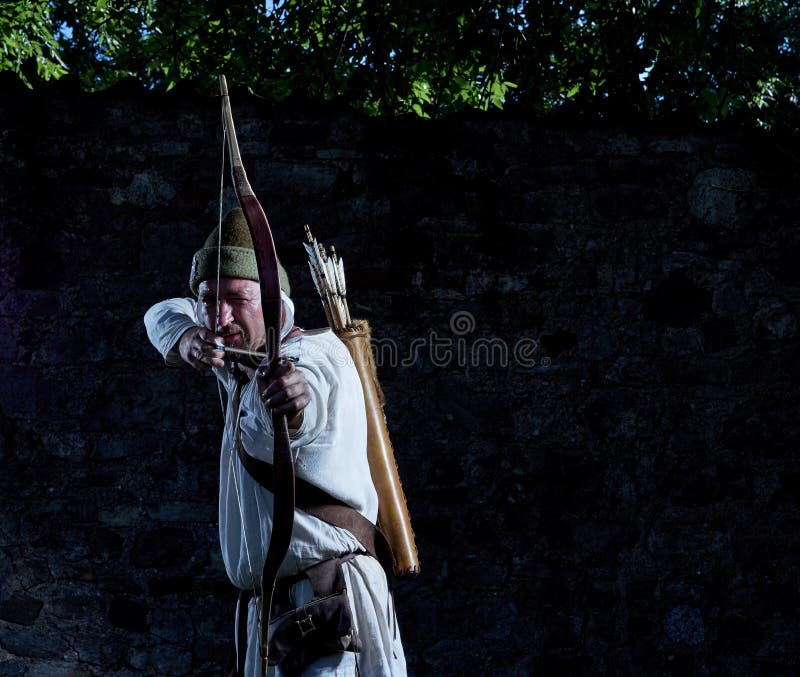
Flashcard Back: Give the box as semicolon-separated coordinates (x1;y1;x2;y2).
47;584;103;621
753;297;798;340
150;141;190;156
664;605;705;646
712;283;747;317
109;171;176;207
254;161;339;196
99;505;144;527
688;168;756;228
151;607;193;643
0;622;68;659
600;133;642;156
25;663;87;677
146;502;216;523
649;138;698;154
660;327;706;356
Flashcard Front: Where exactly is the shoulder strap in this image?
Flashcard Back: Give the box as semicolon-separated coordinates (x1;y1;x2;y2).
236;443;395;576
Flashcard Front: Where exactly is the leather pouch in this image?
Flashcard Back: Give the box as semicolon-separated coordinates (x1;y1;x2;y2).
268;557;359;676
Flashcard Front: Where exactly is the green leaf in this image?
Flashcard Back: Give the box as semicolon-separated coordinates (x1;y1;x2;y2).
0;0;793;132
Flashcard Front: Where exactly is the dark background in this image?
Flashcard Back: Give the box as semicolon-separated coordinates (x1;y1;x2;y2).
1;77;799;675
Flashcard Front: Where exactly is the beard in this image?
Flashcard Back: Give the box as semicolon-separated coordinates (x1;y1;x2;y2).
218;323;267;368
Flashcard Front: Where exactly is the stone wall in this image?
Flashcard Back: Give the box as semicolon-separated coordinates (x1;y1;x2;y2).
1;77;798;675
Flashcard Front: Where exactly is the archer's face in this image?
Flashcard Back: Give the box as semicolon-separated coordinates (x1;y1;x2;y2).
197;278;266;351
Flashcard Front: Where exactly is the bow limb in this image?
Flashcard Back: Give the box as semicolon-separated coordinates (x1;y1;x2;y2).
220;74;295;674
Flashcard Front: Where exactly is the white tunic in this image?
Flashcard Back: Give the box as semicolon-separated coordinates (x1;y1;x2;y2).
144;298;406;676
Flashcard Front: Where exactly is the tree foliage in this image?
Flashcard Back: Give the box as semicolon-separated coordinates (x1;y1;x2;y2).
2;1;798;131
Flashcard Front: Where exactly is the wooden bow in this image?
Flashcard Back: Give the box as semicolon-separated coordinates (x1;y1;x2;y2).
219;74;294;674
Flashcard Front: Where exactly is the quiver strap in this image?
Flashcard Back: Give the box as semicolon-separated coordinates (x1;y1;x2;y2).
236;443;395;576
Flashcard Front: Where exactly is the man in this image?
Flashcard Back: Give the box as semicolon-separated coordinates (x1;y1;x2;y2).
144;208;406;676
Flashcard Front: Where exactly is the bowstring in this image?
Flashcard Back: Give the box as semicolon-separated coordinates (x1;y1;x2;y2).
216;106;263;622
216;110;225;338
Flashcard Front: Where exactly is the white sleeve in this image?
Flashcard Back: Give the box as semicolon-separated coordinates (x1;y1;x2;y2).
247;355;329;452
287;359;329;447
240;340;331;463
143;297;199;366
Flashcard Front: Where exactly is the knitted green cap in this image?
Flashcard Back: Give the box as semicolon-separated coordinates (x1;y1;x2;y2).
189;208;291;296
